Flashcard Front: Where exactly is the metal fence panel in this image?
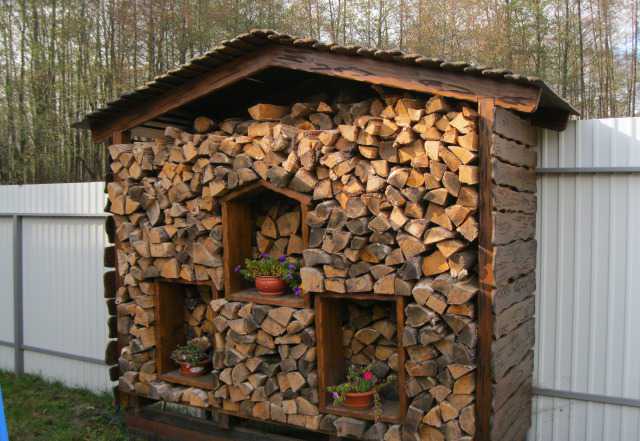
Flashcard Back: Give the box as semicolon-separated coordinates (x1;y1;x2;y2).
0;182;109;392
529;117;640;441
0;348;13;372
21;217;109;388
23;352;112;392
22;217;107;360
0;182;105;214
0;217;14;371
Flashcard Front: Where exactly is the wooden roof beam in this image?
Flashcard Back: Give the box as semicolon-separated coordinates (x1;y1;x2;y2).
90;45;544;143
269;47;541;114
90;47;279;142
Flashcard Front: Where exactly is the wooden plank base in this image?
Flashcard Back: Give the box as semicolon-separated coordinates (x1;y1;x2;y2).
126;405;331;441
160;370;217;390
228;288;305;308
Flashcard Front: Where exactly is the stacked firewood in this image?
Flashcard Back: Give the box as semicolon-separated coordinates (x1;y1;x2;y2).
116;286;161;399
120;367;212;409
342;303;399;388
204;299;324;429
400;277;478;440
185;286;215;339
115;281;157;354
254;199;304;258
108;90;481;440
108;136;225;288
298;95;479;296
108;93;478;295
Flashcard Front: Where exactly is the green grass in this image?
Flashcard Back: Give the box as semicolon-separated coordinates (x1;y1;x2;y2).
0;370;130;440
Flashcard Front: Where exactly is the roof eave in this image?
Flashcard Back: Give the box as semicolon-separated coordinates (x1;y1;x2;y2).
83;45;565;142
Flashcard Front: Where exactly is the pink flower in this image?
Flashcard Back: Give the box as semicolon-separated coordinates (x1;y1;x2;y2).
363;371;374;381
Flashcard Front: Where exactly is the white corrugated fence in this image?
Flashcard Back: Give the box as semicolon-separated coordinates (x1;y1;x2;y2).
0;182;111;392
529;117;640;441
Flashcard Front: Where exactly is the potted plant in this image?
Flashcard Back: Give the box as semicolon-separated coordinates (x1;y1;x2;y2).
171;338;210;377
235;254;301;297
327;365;386;410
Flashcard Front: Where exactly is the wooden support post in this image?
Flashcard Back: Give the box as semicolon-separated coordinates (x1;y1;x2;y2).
395;295;408;420
476;98;496;441
315;295;345;412
112;130;131;145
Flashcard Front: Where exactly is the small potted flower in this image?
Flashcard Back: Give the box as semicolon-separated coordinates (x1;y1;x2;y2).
327;364;384;410
171;338;211;377
235;254;301;297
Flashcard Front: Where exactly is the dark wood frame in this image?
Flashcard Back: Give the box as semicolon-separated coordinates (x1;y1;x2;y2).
155;281;218;391
221;180;312;308
126;402;335;441
315;292;408;424
476;98;496;441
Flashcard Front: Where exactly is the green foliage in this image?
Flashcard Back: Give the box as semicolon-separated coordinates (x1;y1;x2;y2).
171;339;209;364
236;255;301;294
0;0;637;184
326;364;379;404
0;370;131;440
327;364;392;421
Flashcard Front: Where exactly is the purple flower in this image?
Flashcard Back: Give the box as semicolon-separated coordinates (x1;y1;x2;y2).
331;392;339;400
234;265;241;273
288;263;296;270
260;252;268;258
293;287;302;296
278;255;287;263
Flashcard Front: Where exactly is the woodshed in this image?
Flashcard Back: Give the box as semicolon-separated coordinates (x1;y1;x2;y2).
76;29;576;441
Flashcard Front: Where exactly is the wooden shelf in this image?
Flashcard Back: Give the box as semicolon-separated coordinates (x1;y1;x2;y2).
324;400;402;424
160;370;217;390
228;288;305;308
157;278;213;286
315;291;401;302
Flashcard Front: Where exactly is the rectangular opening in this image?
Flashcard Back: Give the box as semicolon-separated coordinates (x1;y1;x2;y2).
155;282;217;390
316;293;407;423
222;182;310;307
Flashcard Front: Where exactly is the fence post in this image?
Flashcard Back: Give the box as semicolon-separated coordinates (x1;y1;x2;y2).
13;215;23;375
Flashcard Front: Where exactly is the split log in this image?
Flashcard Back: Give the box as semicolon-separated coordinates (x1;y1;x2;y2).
248;104;289;121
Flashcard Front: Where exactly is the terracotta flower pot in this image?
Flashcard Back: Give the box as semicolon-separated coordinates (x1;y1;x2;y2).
255;276;287;296
343;390;375;409
177;359;210;377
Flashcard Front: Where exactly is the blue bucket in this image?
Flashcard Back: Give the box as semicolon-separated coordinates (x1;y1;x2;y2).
0;387;7;441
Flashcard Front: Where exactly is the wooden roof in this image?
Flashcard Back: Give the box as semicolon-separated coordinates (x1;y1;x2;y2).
76;29;577;142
